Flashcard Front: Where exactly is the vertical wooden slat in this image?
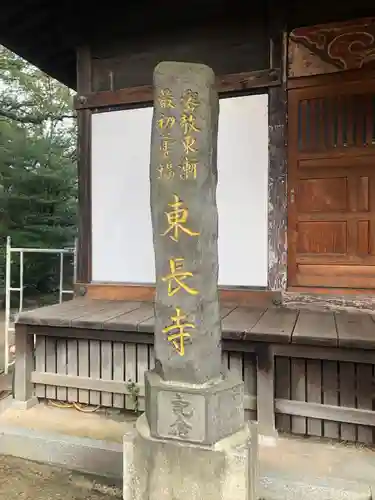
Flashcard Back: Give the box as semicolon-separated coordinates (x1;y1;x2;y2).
337;95;344;147
229;351;243;380
222;350;229;375
77;340;89;403
113;342;125;409
309;98;317;150
356;363;373;444
355;94;365;147
89;340;101;405
339;362;356;441
34;336;46;399
322;360;339;439
148;345;155;370
100;340;113;407
290;358;306;435
299;100;308;151
244;353;257;421
275;357;291;432
325;95;334;149
56;338;67;401
125;343;137;410
306;359;322;437
345;95;353;147
67;339;78;402
317;98;325;150
365;93;373;146
45;338;57;400
136;344;149;412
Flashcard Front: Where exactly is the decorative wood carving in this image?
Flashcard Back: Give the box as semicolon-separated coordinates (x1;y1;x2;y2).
289;18;375;78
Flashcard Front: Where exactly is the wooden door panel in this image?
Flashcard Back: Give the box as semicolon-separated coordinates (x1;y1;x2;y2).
288;79;375;289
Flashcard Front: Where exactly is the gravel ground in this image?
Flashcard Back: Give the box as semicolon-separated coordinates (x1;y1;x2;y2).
0;455;122;500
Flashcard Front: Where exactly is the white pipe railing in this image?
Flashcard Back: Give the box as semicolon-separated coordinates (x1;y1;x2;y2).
3;236;76;375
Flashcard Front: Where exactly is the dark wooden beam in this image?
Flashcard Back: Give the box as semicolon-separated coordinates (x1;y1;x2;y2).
76;46;92;283
267;0;288;291
75;68;280;110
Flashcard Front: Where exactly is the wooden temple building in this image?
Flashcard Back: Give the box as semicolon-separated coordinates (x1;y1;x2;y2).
2;0;375;445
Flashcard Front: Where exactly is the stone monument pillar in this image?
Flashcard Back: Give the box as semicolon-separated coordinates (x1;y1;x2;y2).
123;61;258;500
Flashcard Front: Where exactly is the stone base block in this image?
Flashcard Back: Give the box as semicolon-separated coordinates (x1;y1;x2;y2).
123;414;258;500
145;370;244;445
12;396;38;410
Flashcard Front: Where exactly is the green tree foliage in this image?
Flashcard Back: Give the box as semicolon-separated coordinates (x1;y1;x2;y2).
0;46;77;303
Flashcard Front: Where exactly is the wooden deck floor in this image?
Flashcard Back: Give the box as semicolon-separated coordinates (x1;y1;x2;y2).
16;298;375;350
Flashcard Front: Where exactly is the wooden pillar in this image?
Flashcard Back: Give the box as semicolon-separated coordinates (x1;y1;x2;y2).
267;0;288;292
14;325;38;408
256;344;277;437
76;46;92;284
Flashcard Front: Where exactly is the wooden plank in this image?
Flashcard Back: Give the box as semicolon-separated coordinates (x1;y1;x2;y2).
275;398;375;427
89;340;101;405
229;352;243;380
356;363;374;444
125;343;137;410
29;325;154;345
322;360;339;439
14;326;36;404
306;359;323;437
72;301;142;329
274;343;375;364
292;311;338;346
45;337;57;400
221;307;266;339
75;69;281;109
337;312;375;349
244;353;257;421
274;357;291;433
34;336;46;399
17;298;90;326
222;350;229;375
220;306;236;319
256;344;277;436
100;341;113;407
138;313;155;333
113;342;125;409
290;358;306;435
250;308;297;343
77;340;89;404
136;344;149;412
340;362;356;441
56;339;67;401
105;303;154;331
31;372;132;396
67;339;78;402
149;345;155;370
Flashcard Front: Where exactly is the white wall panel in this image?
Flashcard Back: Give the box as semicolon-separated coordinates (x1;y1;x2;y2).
91;94;269;286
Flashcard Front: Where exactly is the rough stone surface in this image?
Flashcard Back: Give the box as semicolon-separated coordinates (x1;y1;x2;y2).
123;414;258;500
145;370;244;445
150;61;221;385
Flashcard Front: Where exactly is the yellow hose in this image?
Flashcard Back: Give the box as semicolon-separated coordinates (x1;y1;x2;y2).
47;400;101;412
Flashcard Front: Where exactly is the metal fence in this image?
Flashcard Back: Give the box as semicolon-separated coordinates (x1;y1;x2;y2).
4;236;76;374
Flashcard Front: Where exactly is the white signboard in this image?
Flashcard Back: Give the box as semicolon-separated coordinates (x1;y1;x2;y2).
91;94;269;287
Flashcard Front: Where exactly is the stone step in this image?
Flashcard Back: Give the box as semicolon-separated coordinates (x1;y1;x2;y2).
0;401;375;500
259;474;372;500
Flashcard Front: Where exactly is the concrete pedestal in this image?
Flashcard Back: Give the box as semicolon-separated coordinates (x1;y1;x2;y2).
123;414;258;500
